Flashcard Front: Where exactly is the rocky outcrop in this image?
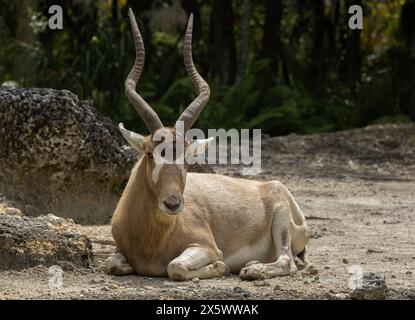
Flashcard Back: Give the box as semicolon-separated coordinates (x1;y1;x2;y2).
0;213;93;270
0;87;214;224
0;87;136;224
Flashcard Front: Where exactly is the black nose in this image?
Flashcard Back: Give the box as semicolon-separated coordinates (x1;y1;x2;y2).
164;200;181;211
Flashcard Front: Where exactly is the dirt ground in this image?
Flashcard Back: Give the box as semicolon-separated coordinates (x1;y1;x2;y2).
0;123;414;299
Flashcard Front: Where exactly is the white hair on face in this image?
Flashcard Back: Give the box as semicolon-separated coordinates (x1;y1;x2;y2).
152;163;187;184
178;164;187;183
152;163;164;184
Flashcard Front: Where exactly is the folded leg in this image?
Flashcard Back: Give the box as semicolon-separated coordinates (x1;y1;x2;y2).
167;246;228;281
240;203;297;280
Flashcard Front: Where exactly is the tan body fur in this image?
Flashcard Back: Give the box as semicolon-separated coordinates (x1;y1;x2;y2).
109;156;310;280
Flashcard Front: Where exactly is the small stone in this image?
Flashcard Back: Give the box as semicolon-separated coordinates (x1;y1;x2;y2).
391;275;396;278
309;268;319;276
101;286;110;292
109;283;118;289
324;266;330;270
4;207;22;216
192;277;200;283
349;272;389;300
366;248;384;254
405;271;412;275
253;280;270;287
233;286;250;298
323;292;333;299
342;258;349;264
233;286;244;294
303;280;309;284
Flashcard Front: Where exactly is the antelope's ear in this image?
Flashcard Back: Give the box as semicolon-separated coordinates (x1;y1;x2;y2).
119;123;146;152
186;137;215;157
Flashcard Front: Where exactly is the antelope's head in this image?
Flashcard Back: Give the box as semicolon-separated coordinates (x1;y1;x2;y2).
120;9;212;215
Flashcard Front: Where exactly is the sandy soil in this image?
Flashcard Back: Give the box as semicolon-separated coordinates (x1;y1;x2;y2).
0;124;414;299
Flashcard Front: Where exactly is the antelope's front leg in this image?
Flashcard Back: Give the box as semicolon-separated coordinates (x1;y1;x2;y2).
167;246;228;281
105;252;134;276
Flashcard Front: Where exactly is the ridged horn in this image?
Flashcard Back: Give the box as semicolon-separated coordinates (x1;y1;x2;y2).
125;8;163;133
176;13;210;133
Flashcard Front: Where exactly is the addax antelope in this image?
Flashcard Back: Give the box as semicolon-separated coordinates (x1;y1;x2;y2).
106;9;311;281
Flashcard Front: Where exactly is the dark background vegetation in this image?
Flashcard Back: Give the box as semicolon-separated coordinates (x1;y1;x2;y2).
0;0;414;136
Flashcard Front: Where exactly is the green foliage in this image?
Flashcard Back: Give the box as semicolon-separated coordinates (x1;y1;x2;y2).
371;114;412;125
0;0;413;137
163;60;348;135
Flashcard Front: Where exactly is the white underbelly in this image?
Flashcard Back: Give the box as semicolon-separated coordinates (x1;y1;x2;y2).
223;234;274;272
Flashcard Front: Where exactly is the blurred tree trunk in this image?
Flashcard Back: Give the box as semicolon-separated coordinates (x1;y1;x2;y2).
310;0;325;66
400;0;415;54
236;0;252;83
339;0;362;85
261;0;290;85
209;0;237;85
112;0;120;39
262;0;281;68
328;0;341;71
310;0;339;80
12;0;38;85
327;0;340;61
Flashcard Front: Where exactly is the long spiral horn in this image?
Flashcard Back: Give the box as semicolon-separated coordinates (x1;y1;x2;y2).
125;8;163;133
176;13;210;133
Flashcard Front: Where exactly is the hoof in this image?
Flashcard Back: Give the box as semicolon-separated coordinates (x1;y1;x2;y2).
239;264;267;281
213;261;229;276
105;253;134;276
239;260;293;280
167;262;188;281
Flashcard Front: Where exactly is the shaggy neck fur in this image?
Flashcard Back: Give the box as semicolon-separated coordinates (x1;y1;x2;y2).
116;157;177;260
